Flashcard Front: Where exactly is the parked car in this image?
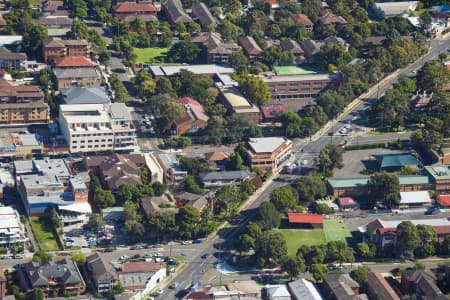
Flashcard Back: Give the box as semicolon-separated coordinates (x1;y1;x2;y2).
181;240;192;245
143;253;153;258
132;254;141;259
193;239;202;244
169;283;178;289
119;255;129;260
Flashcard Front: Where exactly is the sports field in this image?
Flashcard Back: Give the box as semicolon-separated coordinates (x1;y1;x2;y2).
274;65;320;75
279;219;352;256
133;47;170;63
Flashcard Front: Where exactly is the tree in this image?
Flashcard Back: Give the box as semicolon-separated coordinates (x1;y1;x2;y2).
230;51;250;74
310;264;327;282
315;42;353;68
310;202;333;214
263;45;294;67
124;200;145;239
281;256;306;280
254;230;287;267
270;186;298;212
134;69;156;99
238;75;271;105
416;61;450;94
33;250;50;264
72;252;87;265
367;172;400;209
96;188;116;208
415;224;437;257
352;268;368;286
215;185;242;217
396;221;420;258
50;208;60;228
225;152;244;171
176;205;201;239
88;213;105;234
155;77;176;96
32;288;45;300
318;144;344;177
184;175;204;194
167;41;201;63
233;234;254;254
293;173;326;202
316;91;346;118
152;95;185;132
441;235;450;255
356;242;376;258
23;22;48;60
257;202;281;230
109;73;129;102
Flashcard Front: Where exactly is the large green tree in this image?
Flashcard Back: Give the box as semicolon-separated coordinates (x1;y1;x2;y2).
167;41;201;63
318;144;344;177
238;75;271;106
257;202;281;230
270;186;298;212
367;172;400;209
396;221;420;259
254;230;287;267
293;173;326;202
415;224;437;257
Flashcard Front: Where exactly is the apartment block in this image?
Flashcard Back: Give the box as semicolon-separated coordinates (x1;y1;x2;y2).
42;37;90;63
0;206;27;246
59;103;136;153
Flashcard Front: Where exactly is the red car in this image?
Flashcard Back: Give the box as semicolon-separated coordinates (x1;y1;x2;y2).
132;254;141;259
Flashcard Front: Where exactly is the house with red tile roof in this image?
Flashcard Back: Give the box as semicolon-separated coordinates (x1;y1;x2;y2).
172;97;209;135
114;2;157;21
204;151;230;163
287;213;324;228
238;36;263;62
438;194;450;207
54;56;96;68
292;13;313;30
338;197;359;211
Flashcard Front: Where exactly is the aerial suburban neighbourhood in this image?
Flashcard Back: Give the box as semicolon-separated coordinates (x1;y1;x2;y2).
0;0;449;299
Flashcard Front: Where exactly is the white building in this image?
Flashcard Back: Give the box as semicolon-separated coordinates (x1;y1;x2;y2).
0;206;28;246
399;191;432;208
59;103;136;153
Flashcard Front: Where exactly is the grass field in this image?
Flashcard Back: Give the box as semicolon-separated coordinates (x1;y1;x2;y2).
30;217;60;251
278;229;326;256
133;47;170;63
323;219;352;243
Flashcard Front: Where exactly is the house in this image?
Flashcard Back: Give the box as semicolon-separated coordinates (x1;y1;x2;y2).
144;153;164;183
260;104;287;122
173;97;209;135
219;86;261;124
366;272;400;300
265;284;291;300
299;40;322;62
374;153;420;171
119;261;166;292
192;2;217;27
42;38;90;64
319;9;347;26
401;268;449;300
54;56;96;68
338;197;358;211
226;280;261;298
399;191;431;208
0;48;27;69
410;91;433;111
59;103;136;153
149;64;235;79
140;195;177;217
280;39;305;63
322;274;367;300
0;81;48;125
424;164;450;194
328;175;433;197
156;153;188;185
431;139;450;165
437;194;450;208
191;32;240;64
18;259;86;294
114;2;157;21
0;266;6;297
0;206;27;247
163;0;193;24
204;151;230;165
287;278;323;300
238;36;263;62
53;67;100;89
287;213;324;229
174;191;215;211
87;252;118;293
42;0;65;16
61;87;110;105
372;1;418;18
361;218;450;247
292;13;313;30
246;137;292;173
37;16;73;36
199;170;256;188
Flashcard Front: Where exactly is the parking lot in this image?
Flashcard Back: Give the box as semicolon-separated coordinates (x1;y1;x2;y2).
333;148;406;178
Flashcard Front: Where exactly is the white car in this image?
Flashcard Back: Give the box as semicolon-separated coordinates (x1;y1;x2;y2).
119;255;129;260
181;240;192;245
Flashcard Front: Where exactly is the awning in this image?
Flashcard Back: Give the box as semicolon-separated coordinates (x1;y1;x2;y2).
59;202;92;214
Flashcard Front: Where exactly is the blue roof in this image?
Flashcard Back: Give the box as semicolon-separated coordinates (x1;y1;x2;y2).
432;5;450;12
374;153;420;169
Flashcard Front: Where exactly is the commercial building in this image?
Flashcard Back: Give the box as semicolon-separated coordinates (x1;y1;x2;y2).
374;153;420;171
150;64;235;79
156;153;188;185
219;86;261;124
114;2;157;21
199;170;256;188
246;137;292;173
42;38;90;63
119;261;166;292
53;67;100;89
87;252;118;293
0;48;27;69
0;206;27;246
0;81;48;125
172;97;209;135
372;1;418;18
59;103;136;153
18;259;86;294
287;213;324;229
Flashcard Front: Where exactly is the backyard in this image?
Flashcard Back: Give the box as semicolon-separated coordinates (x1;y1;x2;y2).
133;47;170;64
30;216;61;251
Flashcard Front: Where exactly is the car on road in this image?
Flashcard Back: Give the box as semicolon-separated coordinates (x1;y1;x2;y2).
14;255;24;259
166;259;177;265
301;160;308;166
152;243;163;248
181;240;192;245
143;253;152;258
119;255;129;260
155;252;163;257
169;283;178;289
201;253;210;259
193;239;202;244
132;254;141;259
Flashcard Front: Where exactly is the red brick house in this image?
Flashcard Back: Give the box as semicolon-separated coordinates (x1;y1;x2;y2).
114;2;157;21
172;97;209;135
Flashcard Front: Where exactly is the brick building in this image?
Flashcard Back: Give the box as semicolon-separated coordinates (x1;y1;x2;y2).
42;38;90;63
246;137;292;173
172;97;209;135
114;2;157;21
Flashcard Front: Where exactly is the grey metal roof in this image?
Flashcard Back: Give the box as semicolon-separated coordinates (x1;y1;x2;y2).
199;170;255;181
109;103;131;120
53;67;98;79
61;87;110;105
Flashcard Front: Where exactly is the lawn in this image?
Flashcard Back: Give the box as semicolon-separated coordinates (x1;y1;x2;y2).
323;219;352;243
133;47;170;64
30;0;46;5
278;229;326;256
30;217;60;251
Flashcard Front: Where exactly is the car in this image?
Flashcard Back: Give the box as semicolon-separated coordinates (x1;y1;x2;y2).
119;255;129;260
339;128;347;134
166;259;177;265
132;254;141;259
143;253;152;258
169;283;178;289
14;255;24;259
105;247;114;253
155;252;163;257
181;240;192;245
301;160;308;166
156;289;164;295
153;244;163;248
201;253;210;259
343;124;351;129
193;239;202;244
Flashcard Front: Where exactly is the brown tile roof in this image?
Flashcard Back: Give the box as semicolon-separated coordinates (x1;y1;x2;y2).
175;192;212;211
43;0;64;12
0;48;27;60
319;9;347;25
204;151;230;162
55;56;96;67
367;272;400;300
114;2;157;13
0;83;44;99
238;36;263;55
292;13;313;27
140;196;178;216
121;261;164;273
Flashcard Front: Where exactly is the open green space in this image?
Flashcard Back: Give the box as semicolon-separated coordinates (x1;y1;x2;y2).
278;229;326;256
274;65;321;75
323;219;352;243
30;217;60;251
30;0;46;5
133;47;170;63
